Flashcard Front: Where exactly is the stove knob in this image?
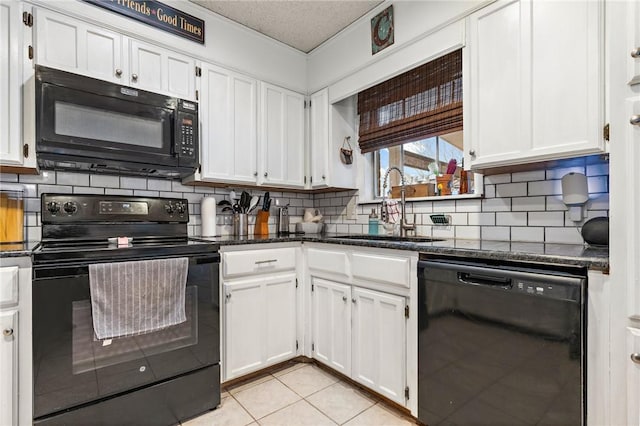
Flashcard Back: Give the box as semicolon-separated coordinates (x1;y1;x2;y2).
63;202;78;214
47;201;60;214
176;202;186;214
164;204;175;214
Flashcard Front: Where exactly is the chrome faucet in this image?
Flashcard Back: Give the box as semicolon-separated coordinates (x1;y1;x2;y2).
381;166;416;237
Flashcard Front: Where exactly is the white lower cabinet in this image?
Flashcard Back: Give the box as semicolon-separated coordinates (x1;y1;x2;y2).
311;276;407;406
224;272;297;380
0;310;17;426
311;277;351;376
351;287;406;405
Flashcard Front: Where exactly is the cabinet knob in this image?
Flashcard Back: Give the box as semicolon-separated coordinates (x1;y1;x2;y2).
342;296;347;302
469;149;476;156
632;353;640;364
225;294;231;301
264;172;268;178
115;68;123;77
254;172;258;177
631;48;640;59
3;328;13;337
322;175;326;180
352;298;356;304
631;115;640;126
131;73;138;81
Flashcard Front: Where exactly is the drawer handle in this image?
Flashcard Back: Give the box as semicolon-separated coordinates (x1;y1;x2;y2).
255;259;277;265
632;353;640;364
3;328;13;337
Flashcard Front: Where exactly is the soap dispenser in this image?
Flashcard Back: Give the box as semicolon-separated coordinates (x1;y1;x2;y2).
368;208;379;235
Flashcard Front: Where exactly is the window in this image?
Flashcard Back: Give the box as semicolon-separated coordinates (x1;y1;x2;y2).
357;49;474;198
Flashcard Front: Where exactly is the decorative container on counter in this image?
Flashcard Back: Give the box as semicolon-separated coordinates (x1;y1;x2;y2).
0;184;24;243
436;174;453;196
254;211;270;236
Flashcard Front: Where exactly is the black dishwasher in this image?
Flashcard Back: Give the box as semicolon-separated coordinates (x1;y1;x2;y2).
417;255;586;426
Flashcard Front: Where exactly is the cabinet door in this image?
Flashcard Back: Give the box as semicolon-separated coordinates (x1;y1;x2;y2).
129;39;195;100
200;63;258;184
0;0;22;166
310;89;329;188
352;287;406;405
260;83;305;188
224;278;264;379
467;0;530;167
628;327;640;425
264;273;297;365
0;310;17;426
35;8;124;84
311;277;351;376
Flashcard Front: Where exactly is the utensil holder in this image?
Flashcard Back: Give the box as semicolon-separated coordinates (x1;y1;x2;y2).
233;213;248;237
255;211;270;236
436;174;453;196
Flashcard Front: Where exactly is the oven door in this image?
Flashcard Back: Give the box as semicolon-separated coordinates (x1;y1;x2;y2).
36;76;177;167
32;253;219;420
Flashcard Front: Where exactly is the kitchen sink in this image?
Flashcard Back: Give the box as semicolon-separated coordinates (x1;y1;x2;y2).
328;235;444;243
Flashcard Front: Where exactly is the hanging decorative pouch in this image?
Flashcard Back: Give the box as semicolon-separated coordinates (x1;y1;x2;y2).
340;136;354;165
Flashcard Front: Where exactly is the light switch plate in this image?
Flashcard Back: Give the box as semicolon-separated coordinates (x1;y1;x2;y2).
346;196;357;220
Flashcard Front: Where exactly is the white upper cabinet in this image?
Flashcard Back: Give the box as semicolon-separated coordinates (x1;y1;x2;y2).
310;89;329;188
199;63;257;184
129;39;196;100
0;0;30;168
466;0;604;169
259;82;305;188
35;8;125;84
35;9;196;100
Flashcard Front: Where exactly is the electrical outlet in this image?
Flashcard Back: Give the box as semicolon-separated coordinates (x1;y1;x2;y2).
346;196;357;220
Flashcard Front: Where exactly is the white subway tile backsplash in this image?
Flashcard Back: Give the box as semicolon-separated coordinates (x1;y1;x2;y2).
512;196;546;211
468;212;495;226
0;173;18;182
455;226;481;240
90;174;120;188
511;170;545;182
412;202;433;213
484;174;511;184
107;188;133;195
433;200;456;213
57;172;89;186
528;180;562;196
587;162;609;176
529;211;565;227
24;198;40;212
484;184;496;198
482;198;511;212
27;226;41;242
496;182;527;197
588;193;609;210
587;176;608;193
455;199;481;212
147;179;173;191
449;213;468;226
481;226;510;241
21;184;37;198
171;181;194;193
73;186;105;194
120;177;147;190
19;171;55;184
39;184;72;195
432;226;455;239
545;227;584;244
496;212;527;226
133;190;160;197
511;227;544;242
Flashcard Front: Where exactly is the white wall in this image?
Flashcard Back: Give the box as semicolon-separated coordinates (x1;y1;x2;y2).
307;0;488;96
29;0;308;92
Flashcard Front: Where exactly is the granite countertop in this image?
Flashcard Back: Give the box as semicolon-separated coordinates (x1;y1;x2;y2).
0;241;40;258
199;233;609;271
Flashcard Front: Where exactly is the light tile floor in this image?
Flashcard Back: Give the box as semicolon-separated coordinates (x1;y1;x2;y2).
182;361;417;426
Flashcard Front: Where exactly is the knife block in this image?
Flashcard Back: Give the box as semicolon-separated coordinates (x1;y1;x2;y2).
255;211;270;236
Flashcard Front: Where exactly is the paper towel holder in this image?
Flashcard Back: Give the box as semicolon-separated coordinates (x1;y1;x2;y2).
561;172;588;221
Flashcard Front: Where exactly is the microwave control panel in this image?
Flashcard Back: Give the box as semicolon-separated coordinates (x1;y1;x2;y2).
177;100;198;166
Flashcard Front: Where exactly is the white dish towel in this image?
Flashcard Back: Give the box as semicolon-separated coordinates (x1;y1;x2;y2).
89;257;189;340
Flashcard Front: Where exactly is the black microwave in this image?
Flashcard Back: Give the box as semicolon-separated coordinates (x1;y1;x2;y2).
35;65;198;178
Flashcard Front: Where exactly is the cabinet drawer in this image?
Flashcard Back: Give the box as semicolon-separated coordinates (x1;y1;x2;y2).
307;248;348;277
0;266;18;308
223;248;296;278
351;253;410;288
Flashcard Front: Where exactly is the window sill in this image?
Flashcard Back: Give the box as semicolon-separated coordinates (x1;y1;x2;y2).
357;193;483;205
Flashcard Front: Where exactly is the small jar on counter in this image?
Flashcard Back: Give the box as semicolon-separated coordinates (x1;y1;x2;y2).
368;208;379;235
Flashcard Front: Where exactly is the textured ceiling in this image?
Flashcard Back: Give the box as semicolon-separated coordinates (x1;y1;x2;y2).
190;1;383;53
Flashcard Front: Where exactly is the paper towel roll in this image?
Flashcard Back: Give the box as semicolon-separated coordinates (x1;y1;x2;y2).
201;196;217;237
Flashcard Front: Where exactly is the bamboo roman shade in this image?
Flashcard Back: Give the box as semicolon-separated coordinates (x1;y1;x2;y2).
357;49;463;153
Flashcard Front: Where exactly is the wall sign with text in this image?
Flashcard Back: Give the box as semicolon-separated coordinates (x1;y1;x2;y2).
83;0;205;44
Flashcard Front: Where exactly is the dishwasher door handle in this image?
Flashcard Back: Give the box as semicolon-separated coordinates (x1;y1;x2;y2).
457;272;513;289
